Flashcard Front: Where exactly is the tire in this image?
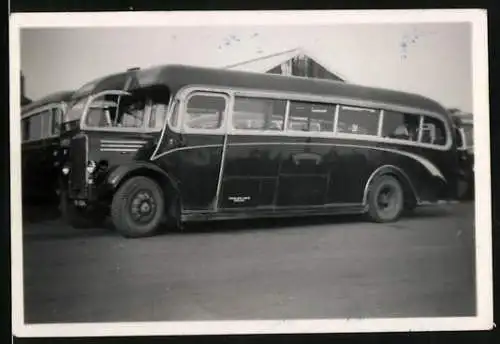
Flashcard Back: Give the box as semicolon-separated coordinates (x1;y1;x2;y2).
111;176;165;238
367;175;404;223
60;190;107;229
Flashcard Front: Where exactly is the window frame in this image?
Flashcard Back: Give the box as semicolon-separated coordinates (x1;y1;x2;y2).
181;91;230;135
79;89;161;133
379;109;421;142
21;102;66;143
334;104;382;138
285;100;337;134
419;115;448;147
230;95;287;133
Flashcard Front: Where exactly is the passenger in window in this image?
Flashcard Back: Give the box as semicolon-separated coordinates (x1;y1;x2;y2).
392;124;410;139
118;101;144;128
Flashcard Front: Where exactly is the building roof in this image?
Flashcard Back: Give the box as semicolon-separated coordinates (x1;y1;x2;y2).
223;47;348;82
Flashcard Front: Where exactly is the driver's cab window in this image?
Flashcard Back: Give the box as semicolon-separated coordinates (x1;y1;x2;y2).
149;102;169;131
84;92;147;129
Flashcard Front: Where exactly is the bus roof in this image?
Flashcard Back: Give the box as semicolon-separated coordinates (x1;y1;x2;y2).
72;64;449;116
450;111;473;126
21;90;75;115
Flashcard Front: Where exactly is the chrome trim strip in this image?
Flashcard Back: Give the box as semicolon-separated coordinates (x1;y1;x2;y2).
283;100;291;131
332;104;340;134
377;109;385;136
100;140;147;144
151;141;446;182
100;148;138;152
151;144;223;160
100;144;144;149
149;96;175;161
417;115;424;142
213;94;232;211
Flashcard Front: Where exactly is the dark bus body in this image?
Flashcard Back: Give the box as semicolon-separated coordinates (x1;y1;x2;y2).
451;111;474;200
21;90;74;205
58;64;461;238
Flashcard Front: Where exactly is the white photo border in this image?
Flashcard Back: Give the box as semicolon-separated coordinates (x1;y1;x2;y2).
9;9;492;337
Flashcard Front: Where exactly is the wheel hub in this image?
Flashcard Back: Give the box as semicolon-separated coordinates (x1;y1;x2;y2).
131;191;156;222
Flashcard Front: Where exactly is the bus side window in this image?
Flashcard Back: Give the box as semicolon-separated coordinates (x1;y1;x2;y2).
382;111;420;141
287;101;335;133
336;105;380;136
185;94;226;130
421;116;447;146
232;97;286;131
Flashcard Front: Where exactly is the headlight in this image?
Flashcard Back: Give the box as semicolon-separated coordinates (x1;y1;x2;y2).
62;166;70;175
86;160;97;174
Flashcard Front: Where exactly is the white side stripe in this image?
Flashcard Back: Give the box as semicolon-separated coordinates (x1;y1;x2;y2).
100;148;138;152
100;140;147;144
151;142;446;181
381;148;446;181
100;144;144;148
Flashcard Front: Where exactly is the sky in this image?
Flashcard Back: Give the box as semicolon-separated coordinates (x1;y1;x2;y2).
20;22;473;112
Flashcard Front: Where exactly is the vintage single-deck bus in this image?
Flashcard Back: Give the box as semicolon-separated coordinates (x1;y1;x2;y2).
58;64;461;238
451;111;474;200
21;90;74;204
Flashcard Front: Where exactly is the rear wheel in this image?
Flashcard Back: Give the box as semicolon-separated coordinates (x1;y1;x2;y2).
111;176;165;238
367;175;404;223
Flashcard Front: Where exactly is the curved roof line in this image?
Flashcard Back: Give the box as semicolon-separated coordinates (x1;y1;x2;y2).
21;90;74;114
69;64;449;118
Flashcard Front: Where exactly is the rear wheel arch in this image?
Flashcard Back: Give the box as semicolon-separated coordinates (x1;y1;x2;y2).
363;165;419;210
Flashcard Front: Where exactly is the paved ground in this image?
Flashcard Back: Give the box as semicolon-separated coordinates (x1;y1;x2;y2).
21;202;476;323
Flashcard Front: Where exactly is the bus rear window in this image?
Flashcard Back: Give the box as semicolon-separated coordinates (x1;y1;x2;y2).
421;116;447;146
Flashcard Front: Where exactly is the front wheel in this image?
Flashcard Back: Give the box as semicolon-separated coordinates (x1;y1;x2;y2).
111;176;165;238
366;175;404;223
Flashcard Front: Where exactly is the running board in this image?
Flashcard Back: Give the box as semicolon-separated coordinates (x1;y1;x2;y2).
182;205;367;223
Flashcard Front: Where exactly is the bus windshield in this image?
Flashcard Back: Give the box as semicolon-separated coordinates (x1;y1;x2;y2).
62;91;159;131
84;93;147;129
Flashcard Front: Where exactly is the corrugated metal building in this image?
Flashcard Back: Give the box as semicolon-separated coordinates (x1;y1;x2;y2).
224;47;347;82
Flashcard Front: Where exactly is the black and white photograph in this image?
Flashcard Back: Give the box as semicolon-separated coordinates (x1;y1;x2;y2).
10;9;492;337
